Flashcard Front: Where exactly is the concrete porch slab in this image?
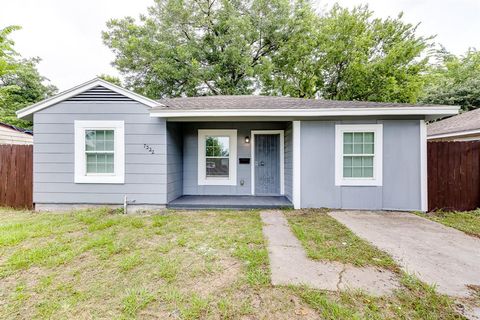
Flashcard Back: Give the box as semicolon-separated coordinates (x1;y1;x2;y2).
168;195;293;210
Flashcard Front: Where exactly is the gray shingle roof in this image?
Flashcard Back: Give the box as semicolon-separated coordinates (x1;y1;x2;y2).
428;108;480;137
155;95;448;110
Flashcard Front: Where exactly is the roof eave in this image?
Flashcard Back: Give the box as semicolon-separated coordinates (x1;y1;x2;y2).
16;78;163;119
149;106;460;119
428;128;480;140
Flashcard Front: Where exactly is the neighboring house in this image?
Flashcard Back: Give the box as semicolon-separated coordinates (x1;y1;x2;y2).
428;108;480;141
0;122;33;145
16;78;458;212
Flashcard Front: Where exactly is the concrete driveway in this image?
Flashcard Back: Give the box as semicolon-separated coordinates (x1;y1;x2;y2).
329;210;480;298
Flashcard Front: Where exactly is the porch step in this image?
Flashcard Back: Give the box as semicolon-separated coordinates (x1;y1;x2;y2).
167;195;293;210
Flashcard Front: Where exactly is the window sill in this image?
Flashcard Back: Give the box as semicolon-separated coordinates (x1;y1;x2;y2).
335;178;382;187
75;175;124;184
198;178;237;186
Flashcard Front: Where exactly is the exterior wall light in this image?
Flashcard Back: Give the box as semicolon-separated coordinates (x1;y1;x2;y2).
245;136;250;143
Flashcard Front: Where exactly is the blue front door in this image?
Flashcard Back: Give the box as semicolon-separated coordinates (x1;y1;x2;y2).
254;134;280;195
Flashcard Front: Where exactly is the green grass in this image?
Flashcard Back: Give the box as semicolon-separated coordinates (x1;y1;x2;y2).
293;274;463;319
287;209;397;270
416;210;480;238
0;207;466;319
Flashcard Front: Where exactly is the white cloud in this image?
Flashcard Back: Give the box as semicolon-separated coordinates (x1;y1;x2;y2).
1;0;478;90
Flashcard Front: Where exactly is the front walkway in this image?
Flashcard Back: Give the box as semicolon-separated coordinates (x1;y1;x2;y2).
260;210;398;296
329;211;480;298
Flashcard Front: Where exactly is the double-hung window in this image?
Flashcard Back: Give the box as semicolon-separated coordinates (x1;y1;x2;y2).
198;129;237;185
335;124;382;186
74;121;125;184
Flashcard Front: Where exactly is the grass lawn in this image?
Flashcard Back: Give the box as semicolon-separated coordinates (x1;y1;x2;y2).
0;207;465;319
416;210;480;238
286;209;397;271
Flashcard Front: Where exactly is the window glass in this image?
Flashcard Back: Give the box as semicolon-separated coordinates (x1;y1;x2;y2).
343;132;374;178
85;130;115;174
205;136;229;177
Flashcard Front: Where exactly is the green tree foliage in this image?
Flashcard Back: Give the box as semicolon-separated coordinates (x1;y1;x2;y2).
103;0;291;98
421;48;480;111
260;4;431;101
98;74;122;86
104;1;432;102
0;26;56;128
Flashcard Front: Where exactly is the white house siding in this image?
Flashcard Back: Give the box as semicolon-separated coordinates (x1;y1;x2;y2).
33;101;167;206
0;126;33;144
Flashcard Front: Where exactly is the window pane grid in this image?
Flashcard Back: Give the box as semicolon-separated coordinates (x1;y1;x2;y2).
85;130;114;152
343;132;375;178
343;132;374;155
85;130;115;174
205;136;230;178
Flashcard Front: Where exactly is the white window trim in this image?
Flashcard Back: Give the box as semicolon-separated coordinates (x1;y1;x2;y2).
335;124;383;186
197;129;237;186
250;130;285;195
74;120;125;184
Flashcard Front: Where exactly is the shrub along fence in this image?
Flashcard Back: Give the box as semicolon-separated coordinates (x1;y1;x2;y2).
428;141;480;212
0;144;33;209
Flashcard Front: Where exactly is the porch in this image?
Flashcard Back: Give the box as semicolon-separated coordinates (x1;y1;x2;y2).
166;121;295;208
167;195;293;209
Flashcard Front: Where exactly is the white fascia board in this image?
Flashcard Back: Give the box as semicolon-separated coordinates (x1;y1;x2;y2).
150;106;459;118
427;128;480;140
16;78;162;119
420;120;428;212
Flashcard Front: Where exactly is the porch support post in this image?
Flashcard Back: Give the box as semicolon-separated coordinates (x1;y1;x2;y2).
420;119;428;212
293;121;301;209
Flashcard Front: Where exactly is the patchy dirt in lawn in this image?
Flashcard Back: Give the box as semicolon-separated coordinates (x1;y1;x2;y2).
187;257;242;297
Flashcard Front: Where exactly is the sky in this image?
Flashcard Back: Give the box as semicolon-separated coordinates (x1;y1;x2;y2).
1;0;479;91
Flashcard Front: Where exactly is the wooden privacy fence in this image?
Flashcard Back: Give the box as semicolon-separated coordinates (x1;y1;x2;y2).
428;141;480;211
0;144;33;209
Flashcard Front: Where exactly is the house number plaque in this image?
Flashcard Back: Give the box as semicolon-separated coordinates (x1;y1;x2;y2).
143;144;155;154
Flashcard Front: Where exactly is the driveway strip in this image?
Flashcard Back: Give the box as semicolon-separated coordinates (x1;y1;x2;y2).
261;210;399;296
328;210;480;298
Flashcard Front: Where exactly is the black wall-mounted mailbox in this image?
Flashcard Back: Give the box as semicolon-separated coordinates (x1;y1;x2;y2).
239;158;250;164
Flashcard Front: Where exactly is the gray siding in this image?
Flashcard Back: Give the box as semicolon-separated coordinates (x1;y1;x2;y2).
182;122;288;196
300;120;421;211
33;101;167;205
284;122;293;201
166;122;183;202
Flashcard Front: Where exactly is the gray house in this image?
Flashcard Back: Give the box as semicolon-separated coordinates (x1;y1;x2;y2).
17;78;458;211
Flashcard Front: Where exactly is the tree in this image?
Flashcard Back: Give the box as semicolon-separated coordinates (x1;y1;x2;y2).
98;73;122;86
421;48;480;111
103;0;293;98
260;4;432;101
103;1;431;102
0;26;56;128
